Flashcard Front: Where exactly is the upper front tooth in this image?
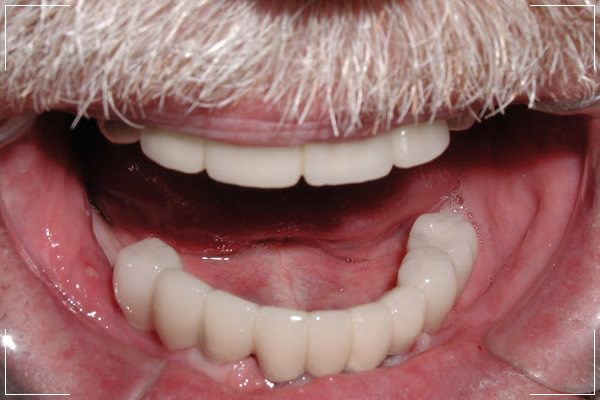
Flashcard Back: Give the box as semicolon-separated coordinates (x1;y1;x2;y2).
140;128;206;173
407;212;478;291
303;134;394;186
97;119;141;144
153;269;213;350
397;247;458;333
205;141;302;188
113;238;182;330
392;121;450;168
99;117;453;188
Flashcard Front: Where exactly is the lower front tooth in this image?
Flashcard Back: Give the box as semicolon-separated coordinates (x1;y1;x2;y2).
254;307;308;383
113;238;183;331
397;248;458;333
379;286;426;354
306;310;353;377
202;290;258;363
346;302;392;372
153;270;213;350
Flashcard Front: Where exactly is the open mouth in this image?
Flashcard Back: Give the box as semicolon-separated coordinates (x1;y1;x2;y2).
0;102;598;398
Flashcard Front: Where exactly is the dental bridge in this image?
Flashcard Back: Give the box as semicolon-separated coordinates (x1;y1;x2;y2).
97;117;478;383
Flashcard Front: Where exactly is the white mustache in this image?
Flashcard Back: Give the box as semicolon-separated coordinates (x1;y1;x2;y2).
0;0;597;135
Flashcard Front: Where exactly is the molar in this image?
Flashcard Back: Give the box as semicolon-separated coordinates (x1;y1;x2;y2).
407;212;478;291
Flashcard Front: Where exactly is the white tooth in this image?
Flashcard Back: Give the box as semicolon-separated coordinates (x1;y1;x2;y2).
397;247;458;333
378;286;425;354
202;290;258;363
140;129;205;174
113;238;182;330
91;211;122;265
303;134;393;186
153;270;212;350
392;121;450;168
306;310;352;377
407;212;478;291
205;141;302;188
97;119;141;144
346;302;392;372
254;307;308;382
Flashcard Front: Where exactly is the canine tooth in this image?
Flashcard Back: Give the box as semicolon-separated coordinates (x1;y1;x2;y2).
153;270;212;350
392;121;450;168
205;142;302;188
306;310;352;377
140;129;205;174
97;119;141;144
254;307;308;382
113;238;182;330
346;302;393;372
303;134;393;186
379;286;426;354
397;247;458;333
202;290;258;363
407;212;478;291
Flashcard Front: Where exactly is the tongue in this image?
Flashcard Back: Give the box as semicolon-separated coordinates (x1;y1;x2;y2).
0;109;593;398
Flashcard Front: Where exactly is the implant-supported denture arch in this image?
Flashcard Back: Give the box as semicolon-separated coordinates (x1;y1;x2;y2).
112;210;478;383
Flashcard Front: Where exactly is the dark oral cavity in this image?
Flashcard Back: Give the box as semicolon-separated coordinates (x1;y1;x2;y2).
0;106;595;398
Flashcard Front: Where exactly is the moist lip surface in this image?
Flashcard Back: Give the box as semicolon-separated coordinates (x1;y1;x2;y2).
0;107;595;398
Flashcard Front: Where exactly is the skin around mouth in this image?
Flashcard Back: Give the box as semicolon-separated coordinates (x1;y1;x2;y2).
0;107;596;399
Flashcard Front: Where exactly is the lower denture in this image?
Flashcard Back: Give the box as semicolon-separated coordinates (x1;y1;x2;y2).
109;210;478;382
